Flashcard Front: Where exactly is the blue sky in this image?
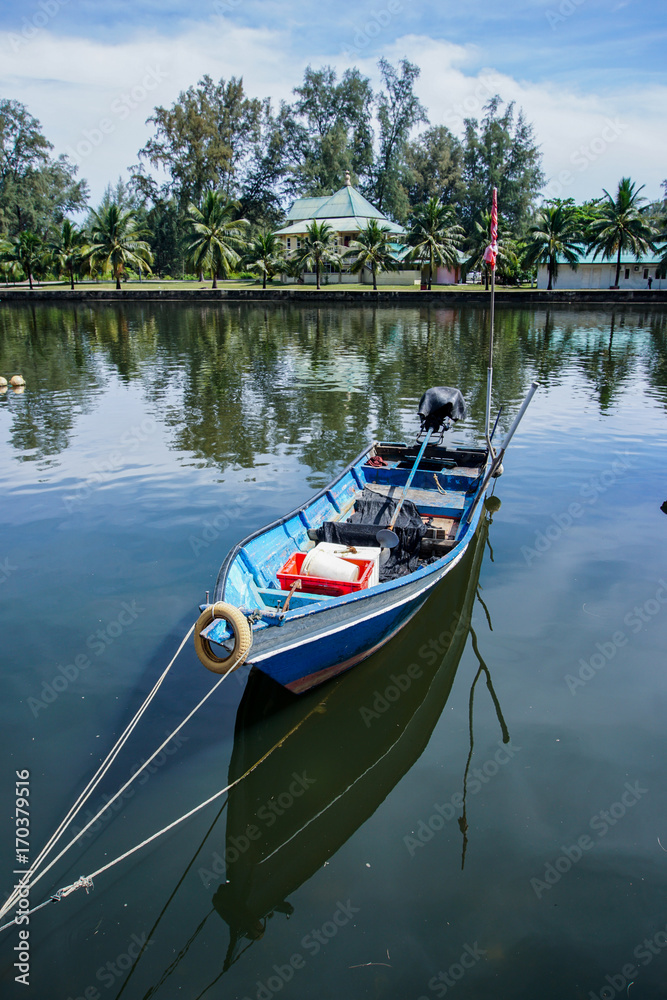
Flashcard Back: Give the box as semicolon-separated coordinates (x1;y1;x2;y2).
0;0;665;207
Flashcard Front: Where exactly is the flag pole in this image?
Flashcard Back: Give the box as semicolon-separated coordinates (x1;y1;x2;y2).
484;188;498;458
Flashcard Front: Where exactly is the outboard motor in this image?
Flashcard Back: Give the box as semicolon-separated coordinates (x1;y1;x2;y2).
417;386;466;434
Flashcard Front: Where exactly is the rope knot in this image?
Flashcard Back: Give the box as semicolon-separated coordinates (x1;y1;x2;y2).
52;876;94;902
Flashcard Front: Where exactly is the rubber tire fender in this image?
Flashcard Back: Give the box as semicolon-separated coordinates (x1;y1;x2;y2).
194;602;253;674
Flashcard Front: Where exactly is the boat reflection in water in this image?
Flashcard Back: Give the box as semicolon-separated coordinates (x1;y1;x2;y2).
212;503;507;971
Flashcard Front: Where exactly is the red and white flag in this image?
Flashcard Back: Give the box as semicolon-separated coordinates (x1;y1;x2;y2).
483;187;498;268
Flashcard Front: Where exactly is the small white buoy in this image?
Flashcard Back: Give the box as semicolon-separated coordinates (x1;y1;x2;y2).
10;375;25;387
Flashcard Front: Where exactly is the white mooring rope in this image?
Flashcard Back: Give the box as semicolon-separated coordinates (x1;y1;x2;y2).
0;687;327;936
0;619;208;926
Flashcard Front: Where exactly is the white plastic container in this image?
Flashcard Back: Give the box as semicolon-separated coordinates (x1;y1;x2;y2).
305;542;382;588
302;546;360;582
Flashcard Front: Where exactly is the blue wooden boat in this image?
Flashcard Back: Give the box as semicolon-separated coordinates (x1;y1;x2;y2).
194;379;538;693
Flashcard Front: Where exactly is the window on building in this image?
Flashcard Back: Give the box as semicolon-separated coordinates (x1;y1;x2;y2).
644;268;649;279
624;268;630;280
286;238;291;250
296;238;302;250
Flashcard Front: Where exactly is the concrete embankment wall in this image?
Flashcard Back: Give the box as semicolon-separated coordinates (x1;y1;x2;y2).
1;288;666;305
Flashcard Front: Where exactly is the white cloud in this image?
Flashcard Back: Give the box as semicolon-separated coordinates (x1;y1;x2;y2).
0;16;305;202
0;21;664;208
366;35;667;203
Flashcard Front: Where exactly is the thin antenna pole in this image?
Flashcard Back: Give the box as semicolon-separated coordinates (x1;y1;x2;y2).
484;188;498;457
485;266;495;451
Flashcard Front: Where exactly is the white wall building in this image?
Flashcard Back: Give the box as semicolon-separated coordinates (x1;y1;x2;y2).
537;250;666;290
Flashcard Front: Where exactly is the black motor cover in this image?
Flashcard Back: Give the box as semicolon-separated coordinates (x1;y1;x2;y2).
417;386;466;431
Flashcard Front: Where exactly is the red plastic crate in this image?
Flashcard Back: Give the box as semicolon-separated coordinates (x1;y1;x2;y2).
277;552;375;597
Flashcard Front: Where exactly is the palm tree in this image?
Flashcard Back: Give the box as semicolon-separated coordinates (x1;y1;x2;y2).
291;221;340;290
406;198;464;289
50;220;86;290
523;203;582;290
86;205;153;290
343;219;397;290
466;211;519;289
244;231;287;289
186;192;249;288
587;178;657;288
4;232;46;290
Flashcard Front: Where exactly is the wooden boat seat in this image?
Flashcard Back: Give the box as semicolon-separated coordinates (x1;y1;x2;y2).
367;482;466;518
362;462;481;497
256;587;333;609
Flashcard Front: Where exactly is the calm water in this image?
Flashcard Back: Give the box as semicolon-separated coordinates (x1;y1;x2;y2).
1;301;666;1000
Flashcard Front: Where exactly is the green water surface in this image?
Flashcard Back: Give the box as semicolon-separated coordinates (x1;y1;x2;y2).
0;302;666;1000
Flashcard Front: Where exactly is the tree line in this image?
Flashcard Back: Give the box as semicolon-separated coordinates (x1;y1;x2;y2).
0;61;665;288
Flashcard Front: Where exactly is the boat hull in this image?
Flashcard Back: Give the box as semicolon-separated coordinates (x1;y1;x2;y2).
247;534;476;692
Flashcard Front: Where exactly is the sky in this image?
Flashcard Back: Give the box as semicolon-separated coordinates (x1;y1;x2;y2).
0;0;665;209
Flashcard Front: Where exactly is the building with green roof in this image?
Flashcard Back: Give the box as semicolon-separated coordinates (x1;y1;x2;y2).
536;249;666;290
275;172;415;284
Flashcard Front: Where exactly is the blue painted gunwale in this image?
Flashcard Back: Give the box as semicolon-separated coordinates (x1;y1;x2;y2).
209;441;489;692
